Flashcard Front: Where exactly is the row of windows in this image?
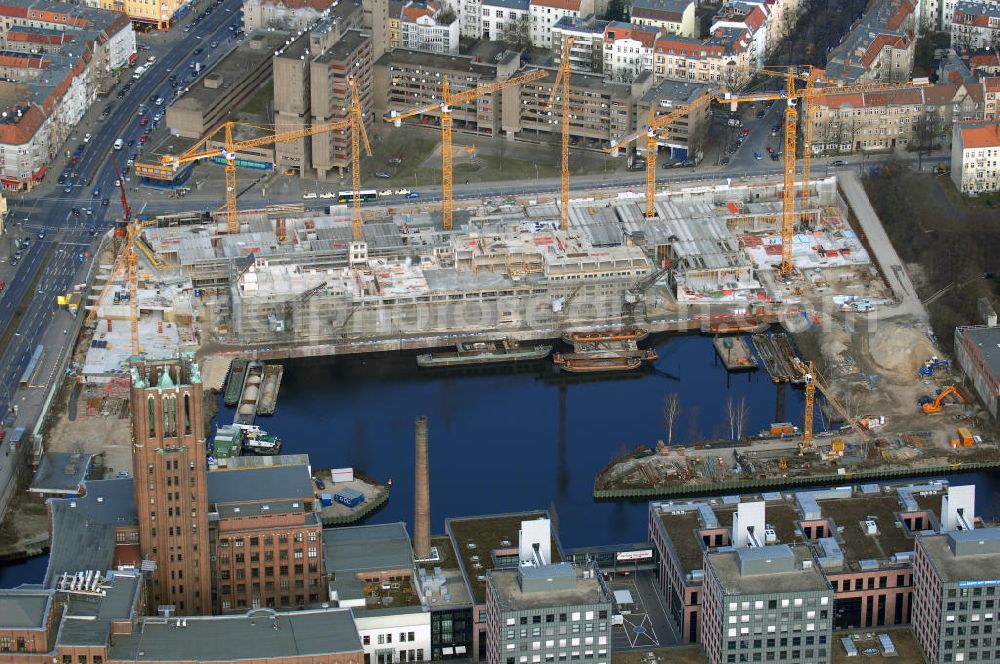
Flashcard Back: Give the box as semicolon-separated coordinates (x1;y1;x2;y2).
362;631;418;645
220;532;317;547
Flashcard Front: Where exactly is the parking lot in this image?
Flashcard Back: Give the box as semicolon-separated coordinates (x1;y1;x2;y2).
606;569;680;651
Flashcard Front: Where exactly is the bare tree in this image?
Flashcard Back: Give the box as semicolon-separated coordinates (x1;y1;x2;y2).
726;396;751;440
663;393;681;445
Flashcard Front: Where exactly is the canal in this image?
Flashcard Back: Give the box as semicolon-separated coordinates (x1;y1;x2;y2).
4;334;1000;586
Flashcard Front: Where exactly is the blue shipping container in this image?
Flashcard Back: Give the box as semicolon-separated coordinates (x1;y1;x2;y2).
334;488;364;508
320;493;333;507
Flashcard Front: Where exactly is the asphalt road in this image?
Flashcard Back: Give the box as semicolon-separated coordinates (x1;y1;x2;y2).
0;0;245;515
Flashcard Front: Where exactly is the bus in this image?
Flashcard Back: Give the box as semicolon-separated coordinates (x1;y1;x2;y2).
337;189;378;204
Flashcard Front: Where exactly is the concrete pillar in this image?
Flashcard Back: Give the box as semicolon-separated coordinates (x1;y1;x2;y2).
414;415;430;559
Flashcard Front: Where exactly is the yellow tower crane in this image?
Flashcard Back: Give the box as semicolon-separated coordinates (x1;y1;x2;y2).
383;69;547;230
606;93;714;218
160;79;371;238
548;36;575;231
793;358;869;448
719;68;927;276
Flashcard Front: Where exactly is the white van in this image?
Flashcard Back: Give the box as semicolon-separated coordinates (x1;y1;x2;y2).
114;138;124;151
133;65;146;79
146;55;156;65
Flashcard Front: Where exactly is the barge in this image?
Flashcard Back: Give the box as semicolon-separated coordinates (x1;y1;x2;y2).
416;338;552;368
713;336;759;371
553;349;657;373
233;361;264;428
562;328;649;344
222;358;248;407
256;364;284;416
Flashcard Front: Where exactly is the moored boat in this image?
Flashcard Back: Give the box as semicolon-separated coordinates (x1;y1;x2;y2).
243;427;282;455
417;338;551;368
552;348;657;373
561;328;649;344
223;358;248;407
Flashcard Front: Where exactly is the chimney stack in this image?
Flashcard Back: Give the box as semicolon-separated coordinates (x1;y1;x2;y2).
414;416;430;559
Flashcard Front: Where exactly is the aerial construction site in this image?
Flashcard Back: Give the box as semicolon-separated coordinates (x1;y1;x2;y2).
52;64;1000;502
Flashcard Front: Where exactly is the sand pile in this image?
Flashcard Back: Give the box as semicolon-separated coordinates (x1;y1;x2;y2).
869;325;936;375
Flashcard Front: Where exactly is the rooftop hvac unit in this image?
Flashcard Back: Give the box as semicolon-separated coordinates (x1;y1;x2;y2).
864;520;878;535
764;527;777;543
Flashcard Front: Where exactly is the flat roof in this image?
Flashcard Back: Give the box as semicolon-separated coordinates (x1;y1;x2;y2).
0;589;51;629
29;452;91;494
207;464;313;505
323;522;414;574
45;479;137;588
958;325;1000;380
447;511;559;605
919;529;1000;584
707;545;829;596
488;565;610;611
819;493;915;564
107;607;362;661
60;570;143;648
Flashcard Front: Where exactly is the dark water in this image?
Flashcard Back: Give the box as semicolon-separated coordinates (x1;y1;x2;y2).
4;334;1000;587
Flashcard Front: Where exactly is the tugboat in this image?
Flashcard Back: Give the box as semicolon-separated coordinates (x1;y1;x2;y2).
243;427;283;455
417;338;552;368
561;328;649;344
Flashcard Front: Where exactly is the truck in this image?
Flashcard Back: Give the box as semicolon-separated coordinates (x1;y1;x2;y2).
958;427;975;447
9;426;25;451
114;138;124;151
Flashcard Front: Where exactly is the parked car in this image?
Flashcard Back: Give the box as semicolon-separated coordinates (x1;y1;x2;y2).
770;153;780;161
64;183;73;193
375;171;391;178
379;189;393;197
831;159;847;166
155;97;164;106
139;117;148;127
720;157;731;166
92;188;101;198
405;191;420;199
394;188;410;196
314;478;325;490
101;198;110;206
753;151;762;160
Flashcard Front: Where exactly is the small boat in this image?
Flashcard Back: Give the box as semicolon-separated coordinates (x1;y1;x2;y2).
561;328;649;344
553;349;657;373
417;338;552;368
244;428;282;455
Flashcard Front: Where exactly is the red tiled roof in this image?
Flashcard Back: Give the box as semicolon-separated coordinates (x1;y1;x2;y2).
402;1;437;21
605;24;659;47
531;0;582;10
743;4;767;32
654;36;709;56
971;53;1000;68
860;32;910;68
961;123;1000;149
985;77;1000;92
0;103;45;146
884;0;914;30
7;29;74;45
0;53;50;69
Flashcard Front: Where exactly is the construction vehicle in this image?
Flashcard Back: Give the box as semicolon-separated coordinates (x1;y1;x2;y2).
158;79;370;236
548;37;574;231
921;385;961;414
792;357;869;448
718;66;928;276
384;69;547;230
957;427;975;447
606;93;714;218
919;356;950;377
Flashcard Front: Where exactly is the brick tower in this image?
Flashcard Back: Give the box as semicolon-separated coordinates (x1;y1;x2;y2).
414;416;430;559
130;354;212;616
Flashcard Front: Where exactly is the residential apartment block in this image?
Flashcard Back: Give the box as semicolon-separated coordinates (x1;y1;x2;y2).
649;483;962;646
952;121;1000;193
0;0;135;190
552;15;607;72
913;527;1000;664
653;29;752;89
824;0;917;84
710;1;768;64
630;0;696;38
272;10;375;180
951;0;1000;50
83;0;185;29
603;21;659;83
805;83;981;155
481;0;531;42
529;0;594;48
401;0;459;53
